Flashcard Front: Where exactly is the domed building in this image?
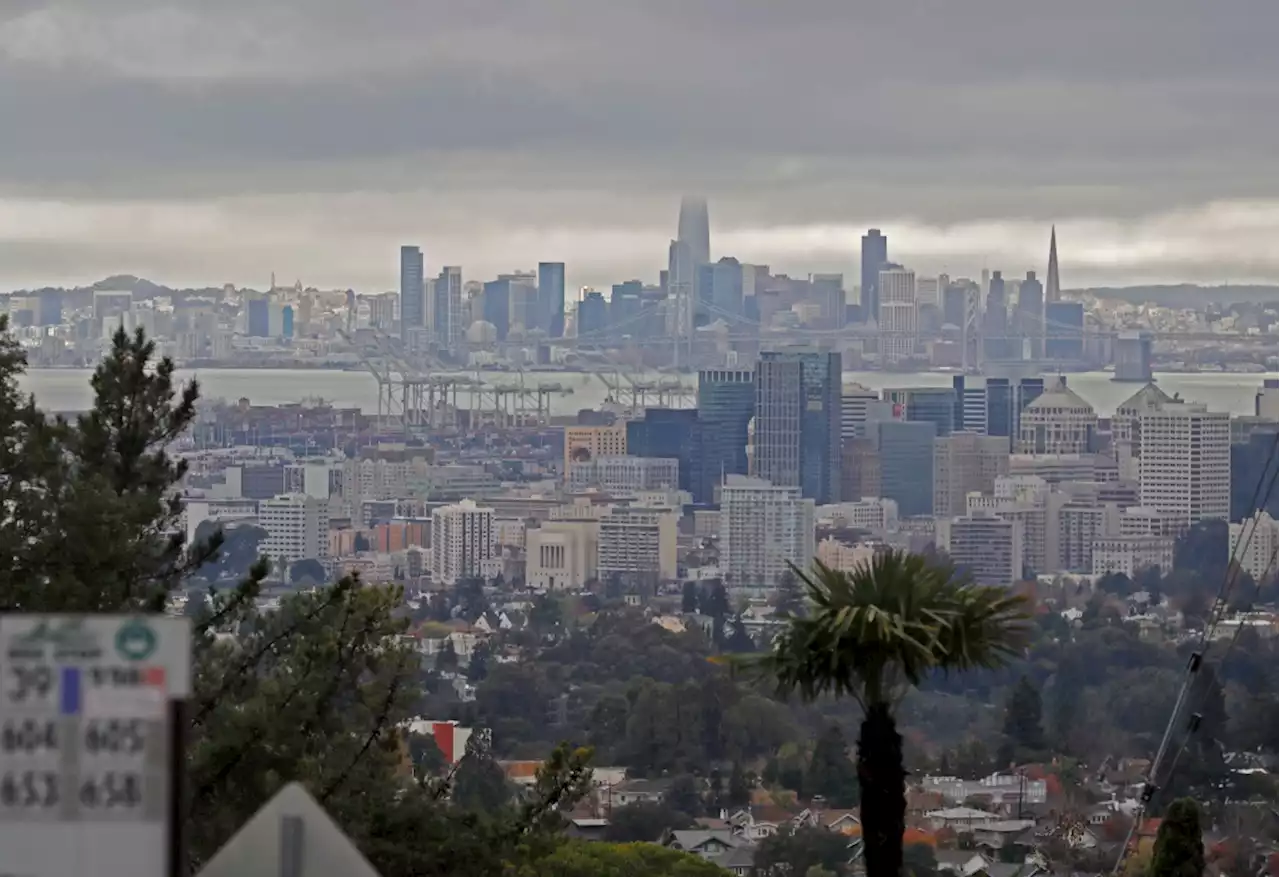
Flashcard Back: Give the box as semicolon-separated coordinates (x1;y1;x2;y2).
1015;376;1097;454
465;320;497;346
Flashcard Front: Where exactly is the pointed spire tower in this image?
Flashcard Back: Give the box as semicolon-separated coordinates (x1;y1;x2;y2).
1045;226;1061;303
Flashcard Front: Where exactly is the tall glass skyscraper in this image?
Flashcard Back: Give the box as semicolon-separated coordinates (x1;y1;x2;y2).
754;350;842;504
399;245;424;341
538;262;566;337
698;369;755;498
677;197;710;268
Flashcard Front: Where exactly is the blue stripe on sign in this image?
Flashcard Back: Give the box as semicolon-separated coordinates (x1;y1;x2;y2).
60;667;81;716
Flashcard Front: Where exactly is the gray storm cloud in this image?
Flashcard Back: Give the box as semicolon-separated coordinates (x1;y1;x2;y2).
0;1;1274;291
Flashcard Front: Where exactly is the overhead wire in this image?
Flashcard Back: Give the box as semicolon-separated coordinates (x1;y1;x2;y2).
1108;440;1278;874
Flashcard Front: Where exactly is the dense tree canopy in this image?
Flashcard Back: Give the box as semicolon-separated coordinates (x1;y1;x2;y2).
0;324;599;876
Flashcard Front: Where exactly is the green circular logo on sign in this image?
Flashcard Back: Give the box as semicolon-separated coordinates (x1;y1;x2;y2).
115;620;157;661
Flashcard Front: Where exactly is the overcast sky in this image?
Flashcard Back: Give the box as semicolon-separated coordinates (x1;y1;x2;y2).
0;1;1275;294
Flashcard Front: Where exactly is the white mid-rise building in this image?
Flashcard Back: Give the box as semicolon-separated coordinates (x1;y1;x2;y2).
840;383;882;441
1229;511;1278;583
259;493;329;566
430;499;497;586
566;455;680;493
877;267;917;362
719;475;816;589
936;511;1024;587
816;498;899;531
596;507;678;582
1138;402;1230;526
1091;535;1174;578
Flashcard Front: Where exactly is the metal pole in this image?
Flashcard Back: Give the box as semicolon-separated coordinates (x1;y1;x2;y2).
168;699;188;877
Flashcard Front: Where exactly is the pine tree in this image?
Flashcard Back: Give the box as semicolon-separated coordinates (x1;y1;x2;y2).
0;323;598;875
436;638;460;673
999;675;1046;765
727;761;751;808
1149;798;1205;877
805;725;859;808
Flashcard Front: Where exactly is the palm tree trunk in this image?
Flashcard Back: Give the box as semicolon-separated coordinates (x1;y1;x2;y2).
857;700;905;877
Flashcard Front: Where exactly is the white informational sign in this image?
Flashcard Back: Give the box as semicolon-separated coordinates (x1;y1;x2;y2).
0;615;191;877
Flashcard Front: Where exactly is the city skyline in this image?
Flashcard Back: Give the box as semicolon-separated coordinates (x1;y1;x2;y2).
0;3;1274;292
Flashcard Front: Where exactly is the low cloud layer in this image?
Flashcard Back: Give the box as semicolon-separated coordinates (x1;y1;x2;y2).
0;1;1275;292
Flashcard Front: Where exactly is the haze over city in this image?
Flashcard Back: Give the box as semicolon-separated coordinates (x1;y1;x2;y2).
0;1;1276;292
0;4;1276;877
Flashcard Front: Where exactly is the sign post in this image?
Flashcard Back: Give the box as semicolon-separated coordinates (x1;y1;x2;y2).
0;615;191;877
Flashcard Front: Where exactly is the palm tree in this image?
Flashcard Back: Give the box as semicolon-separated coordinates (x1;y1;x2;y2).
757;551;1029;877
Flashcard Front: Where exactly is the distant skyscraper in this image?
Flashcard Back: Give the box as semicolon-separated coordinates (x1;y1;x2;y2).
246;298;270;338
860;229;888;322
877;265;916;363
399;245;425;341
434;266;463;350
677;197;711;268
983;270;1008;360
696;257;745;324
754;349;842;504
1016;271;1044;360
482;279;512;340
1045;226;1061;304
538;262;566;337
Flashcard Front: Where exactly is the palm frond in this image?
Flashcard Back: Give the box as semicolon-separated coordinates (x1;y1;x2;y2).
758;550;1031;708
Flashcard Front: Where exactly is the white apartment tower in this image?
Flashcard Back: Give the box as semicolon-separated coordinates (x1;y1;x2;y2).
259;493;329;567
719;475;816;589
1137;402;1230;526
1229;511;1278;583
431;499;496;586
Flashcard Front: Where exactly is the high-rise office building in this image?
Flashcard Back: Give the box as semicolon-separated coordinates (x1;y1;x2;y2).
933;432;1011;518
538;262;566;337
482;279;512;340
754;350;842;504
982;270;1010;360
1045;301;1085;360
860;229;888;322
872;420;936;516
399;245;425;341
883;387;957;437
246;298;270;338
577;291;609;339
877;266;917;363
696;257;745;324
698;369;756;495
1016;271;1044;360
840;383;886;441
677;197;711;269
811;273;846;329
625;409;705;502
1229;512;1278;582
434;266;463;350
1138;402;1230;526
718;475;816;589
